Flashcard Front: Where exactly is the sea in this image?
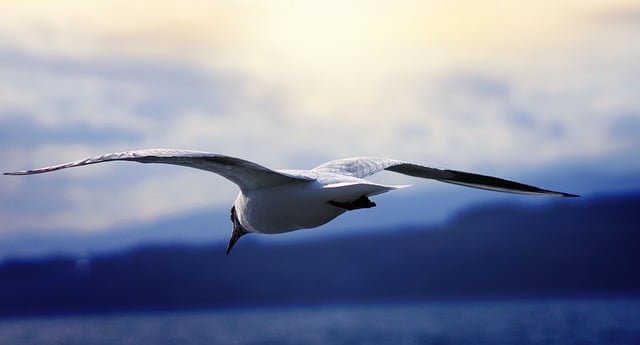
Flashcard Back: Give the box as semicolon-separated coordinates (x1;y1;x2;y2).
1;298;639;345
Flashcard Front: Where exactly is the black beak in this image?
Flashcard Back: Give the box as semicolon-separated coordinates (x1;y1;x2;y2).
226;230;245;255
226;206;249;255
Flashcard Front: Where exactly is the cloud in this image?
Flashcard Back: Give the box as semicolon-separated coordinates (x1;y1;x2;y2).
610;114;640;146
1;1;640;236
593;4;640;25
0;113;140;148
439;74;511;100
0;47;239;121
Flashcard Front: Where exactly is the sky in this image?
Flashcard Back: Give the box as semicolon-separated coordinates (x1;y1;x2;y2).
1;0;639;242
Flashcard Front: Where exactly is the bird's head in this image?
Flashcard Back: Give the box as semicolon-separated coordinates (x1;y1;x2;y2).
226;205;249;255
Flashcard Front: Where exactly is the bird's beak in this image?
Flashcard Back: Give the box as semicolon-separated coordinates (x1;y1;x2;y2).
226;230;245;255
226;206;249;255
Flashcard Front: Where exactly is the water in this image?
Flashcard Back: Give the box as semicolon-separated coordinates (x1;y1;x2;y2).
1;298;639;345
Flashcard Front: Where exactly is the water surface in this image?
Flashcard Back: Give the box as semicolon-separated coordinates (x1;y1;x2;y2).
1;298;639;345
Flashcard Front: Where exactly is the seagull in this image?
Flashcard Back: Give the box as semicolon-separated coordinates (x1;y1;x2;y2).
5;149;578;254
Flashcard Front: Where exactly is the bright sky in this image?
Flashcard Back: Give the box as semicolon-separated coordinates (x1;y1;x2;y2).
1;0;639;236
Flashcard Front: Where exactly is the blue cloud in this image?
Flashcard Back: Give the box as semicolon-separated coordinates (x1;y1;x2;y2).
0;113;140;148
440;73;510;100
0;48;241;119
2;176;75;214
507;110;536;128
610;114;640;144
546;122;566;140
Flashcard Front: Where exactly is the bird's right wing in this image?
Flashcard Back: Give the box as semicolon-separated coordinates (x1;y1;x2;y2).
4;149;314;191
385;162;578;197
314;157;577;197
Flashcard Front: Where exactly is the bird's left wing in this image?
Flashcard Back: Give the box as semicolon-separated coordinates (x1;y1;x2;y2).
4;149;314;191
313;157;577;197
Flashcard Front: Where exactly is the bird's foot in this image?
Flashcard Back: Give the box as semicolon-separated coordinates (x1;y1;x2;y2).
329;195;376;211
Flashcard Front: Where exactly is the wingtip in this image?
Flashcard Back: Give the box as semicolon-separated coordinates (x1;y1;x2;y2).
4;168;53;176
5;169;44;175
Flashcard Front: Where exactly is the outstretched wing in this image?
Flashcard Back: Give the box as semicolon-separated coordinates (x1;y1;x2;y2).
313;157;577;197
4;149;314;191
313;157;404;178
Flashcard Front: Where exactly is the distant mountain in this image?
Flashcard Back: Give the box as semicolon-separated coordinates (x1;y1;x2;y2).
0;184;570;261
0;191;638;316
0;186;512;263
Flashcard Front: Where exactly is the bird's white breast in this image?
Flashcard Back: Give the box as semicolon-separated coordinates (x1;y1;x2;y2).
234;180;347;234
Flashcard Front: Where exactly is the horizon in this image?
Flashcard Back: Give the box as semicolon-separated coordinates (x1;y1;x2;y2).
0;187;636;262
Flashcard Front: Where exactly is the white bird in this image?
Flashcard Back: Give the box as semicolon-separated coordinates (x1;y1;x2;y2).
5;149;577;254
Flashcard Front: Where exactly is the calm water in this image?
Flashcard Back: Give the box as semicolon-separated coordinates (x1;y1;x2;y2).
1;298;639;345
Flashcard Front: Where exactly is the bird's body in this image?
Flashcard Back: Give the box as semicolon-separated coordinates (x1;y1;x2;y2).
5;149;577;254
235;172;400;234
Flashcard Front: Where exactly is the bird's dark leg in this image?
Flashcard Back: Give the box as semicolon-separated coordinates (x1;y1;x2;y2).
329;195;376;211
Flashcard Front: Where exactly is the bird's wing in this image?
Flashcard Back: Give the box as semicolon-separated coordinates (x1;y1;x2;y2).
313;157;577;197
4;149;314;191
312;157;404;178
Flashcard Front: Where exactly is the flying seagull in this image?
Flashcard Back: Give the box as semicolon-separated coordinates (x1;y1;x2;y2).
5;149;578;254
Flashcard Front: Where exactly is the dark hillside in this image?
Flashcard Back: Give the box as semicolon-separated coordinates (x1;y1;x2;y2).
1;192;638;316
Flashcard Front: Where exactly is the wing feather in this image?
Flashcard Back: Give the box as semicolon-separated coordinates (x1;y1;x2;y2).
387;162;578;197
312;157;403;178
4;149;313;191
313;157;577;197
